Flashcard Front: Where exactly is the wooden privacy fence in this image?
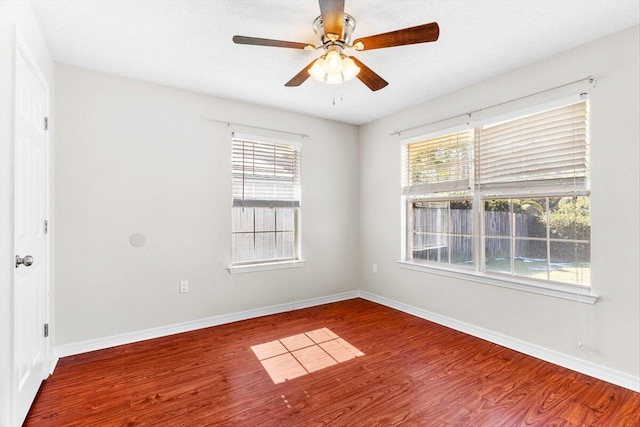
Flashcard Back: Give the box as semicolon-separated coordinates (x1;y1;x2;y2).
413;208;537;261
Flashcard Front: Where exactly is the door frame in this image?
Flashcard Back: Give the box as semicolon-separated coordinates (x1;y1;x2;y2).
11;29;52;425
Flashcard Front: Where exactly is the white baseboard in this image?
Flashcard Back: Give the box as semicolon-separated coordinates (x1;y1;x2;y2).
47;354;58;376
56;291;359;358
55;289;638;393
358;291;640;393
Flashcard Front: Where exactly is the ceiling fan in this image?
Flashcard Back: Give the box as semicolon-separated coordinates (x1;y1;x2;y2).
233;0;439;91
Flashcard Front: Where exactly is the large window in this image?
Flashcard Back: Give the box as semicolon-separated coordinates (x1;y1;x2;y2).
402;98;590;287
232;134;301;265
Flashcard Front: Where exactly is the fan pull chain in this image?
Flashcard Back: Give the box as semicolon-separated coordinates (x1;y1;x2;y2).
331;87;345;106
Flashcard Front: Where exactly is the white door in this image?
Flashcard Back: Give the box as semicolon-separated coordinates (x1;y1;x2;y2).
13;35;49;425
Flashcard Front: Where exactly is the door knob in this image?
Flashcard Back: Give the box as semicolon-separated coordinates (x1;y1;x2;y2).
15;255;34;268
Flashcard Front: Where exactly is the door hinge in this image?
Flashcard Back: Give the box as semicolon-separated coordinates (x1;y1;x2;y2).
44;116;48;131
44;219;49;234
44;323;49;338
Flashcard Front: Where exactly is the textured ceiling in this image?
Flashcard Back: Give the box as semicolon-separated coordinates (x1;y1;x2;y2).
31;0;639;125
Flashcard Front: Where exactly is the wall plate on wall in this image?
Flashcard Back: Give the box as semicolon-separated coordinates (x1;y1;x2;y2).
129;233;146;247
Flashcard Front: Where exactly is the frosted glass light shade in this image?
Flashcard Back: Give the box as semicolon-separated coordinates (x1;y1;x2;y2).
341;57;360;81
308;58;326;82
324;51;342;72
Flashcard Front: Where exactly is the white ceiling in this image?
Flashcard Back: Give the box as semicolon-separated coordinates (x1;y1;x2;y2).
31;0;639;125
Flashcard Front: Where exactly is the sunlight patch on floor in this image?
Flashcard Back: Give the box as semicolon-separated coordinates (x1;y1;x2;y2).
251;327;364;384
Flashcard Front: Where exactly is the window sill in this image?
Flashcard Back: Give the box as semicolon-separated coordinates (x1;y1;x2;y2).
396;261;598;304
228;260;306;275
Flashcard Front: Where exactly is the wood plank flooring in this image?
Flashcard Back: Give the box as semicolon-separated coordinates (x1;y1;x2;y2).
25;298;639;426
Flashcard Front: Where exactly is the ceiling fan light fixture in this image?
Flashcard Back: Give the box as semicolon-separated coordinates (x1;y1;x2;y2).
308;52;360;84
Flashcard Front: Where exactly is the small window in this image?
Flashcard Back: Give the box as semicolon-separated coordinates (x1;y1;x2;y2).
231;135;301;265
482;197;590;286
408;199;473;268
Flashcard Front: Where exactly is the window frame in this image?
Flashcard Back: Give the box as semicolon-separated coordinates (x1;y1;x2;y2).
229;133;304;272
399;95;598;303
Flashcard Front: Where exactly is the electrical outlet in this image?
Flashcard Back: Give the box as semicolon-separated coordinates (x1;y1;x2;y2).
179;280;189;294
372;264;377;274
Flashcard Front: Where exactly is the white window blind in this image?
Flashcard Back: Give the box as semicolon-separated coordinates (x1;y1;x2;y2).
402;129;473;196
475;100;589;192
232;137;301;208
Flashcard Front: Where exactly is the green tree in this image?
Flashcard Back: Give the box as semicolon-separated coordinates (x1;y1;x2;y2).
548;196;590;240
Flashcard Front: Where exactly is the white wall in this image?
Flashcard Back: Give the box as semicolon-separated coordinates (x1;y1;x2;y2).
54;64;359;345
0;1;55;424
359;25;640;378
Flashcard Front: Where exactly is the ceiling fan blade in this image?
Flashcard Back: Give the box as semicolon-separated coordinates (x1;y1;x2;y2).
233;35;310;50
319;0;345;37
350;57;388;91
285;60;317;87
353;22;439;51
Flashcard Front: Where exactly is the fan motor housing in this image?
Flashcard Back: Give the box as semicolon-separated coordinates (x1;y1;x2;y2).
313;13;356;45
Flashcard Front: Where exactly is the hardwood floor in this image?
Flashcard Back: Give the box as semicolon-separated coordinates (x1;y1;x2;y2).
25;298;639;426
